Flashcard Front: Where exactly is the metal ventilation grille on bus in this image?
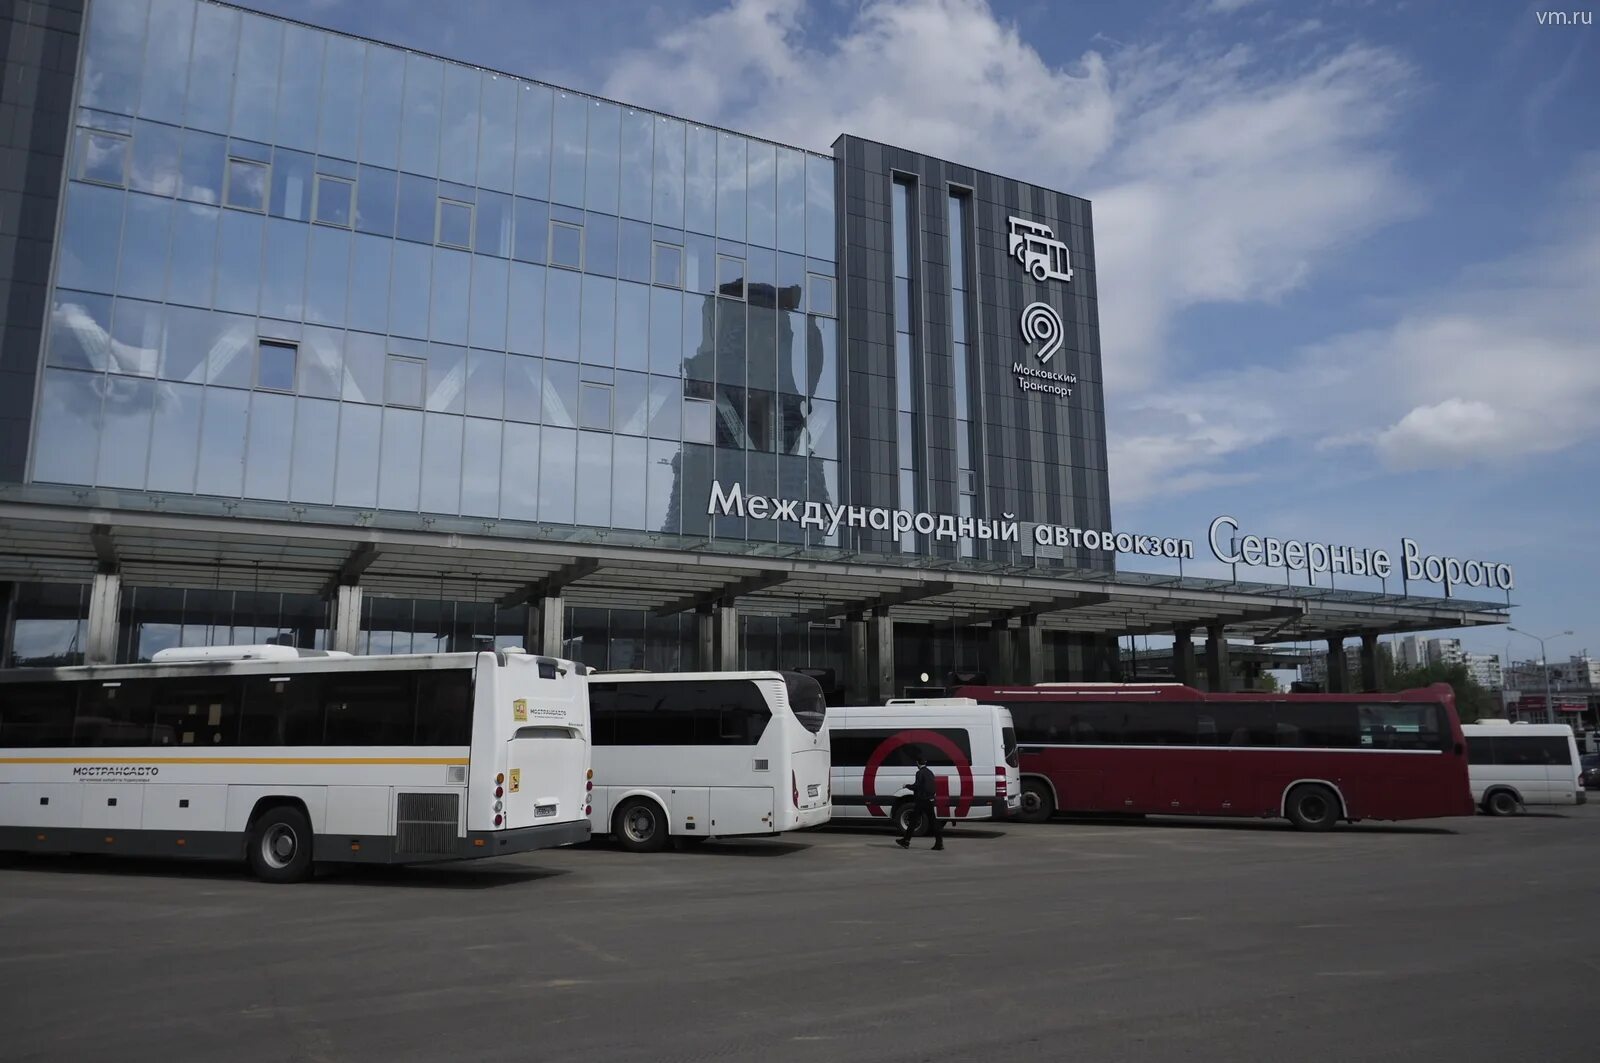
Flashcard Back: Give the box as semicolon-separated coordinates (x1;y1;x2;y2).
395;793;460;857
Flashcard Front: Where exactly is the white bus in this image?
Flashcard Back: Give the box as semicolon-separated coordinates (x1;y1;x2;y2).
586;670;831;852
1463;722;1585;815
827;698;1021;834
0;645;592;881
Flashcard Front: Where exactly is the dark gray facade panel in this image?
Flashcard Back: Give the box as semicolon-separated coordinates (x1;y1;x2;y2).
0;0;82;483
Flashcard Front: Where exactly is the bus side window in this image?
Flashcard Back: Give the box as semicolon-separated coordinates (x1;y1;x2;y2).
151;679;241;746
240;675;325;746
0;681;78;747
1466;737;1494;764
414;671;473;745
74;679;155;747
322;673;416;746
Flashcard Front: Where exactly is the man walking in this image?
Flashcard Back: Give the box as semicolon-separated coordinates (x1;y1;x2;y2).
896;752;944;851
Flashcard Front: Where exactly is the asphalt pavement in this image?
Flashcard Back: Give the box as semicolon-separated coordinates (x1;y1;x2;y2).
2;805;1596;1063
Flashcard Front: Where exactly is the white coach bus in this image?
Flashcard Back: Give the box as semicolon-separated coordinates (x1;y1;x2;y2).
0;645;592;882
586;670;831;852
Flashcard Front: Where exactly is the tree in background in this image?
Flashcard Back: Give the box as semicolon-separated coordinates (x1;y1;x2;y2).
1386;661;1497;723
1253;672;1282;693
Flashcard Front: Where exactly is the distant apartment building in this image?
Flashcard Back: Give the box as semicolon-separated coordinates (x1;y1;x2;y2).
1462;652;1502;690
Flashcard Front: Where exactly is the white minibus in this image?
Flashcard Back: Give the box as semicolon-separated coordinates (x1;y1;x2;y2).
1462;722;1584;815
0;646;592;881
827;698;1020;834
586;670;831;851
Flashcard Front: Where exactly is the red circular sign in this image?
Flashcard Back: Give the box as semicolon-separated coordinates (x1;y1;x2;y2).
861;729;975;819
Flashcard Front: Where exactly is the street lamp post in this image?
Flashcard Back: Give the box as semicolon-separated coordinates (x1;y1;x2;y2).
1508;626;1574;723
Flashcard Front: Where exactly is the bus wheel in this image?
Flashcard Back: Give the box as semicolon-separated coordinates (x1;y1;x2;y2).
890;800;922;837
247;805;314;883
614;799;669;853
1017;780;1055;824
1484;790;1521;817
1284;784;1340;832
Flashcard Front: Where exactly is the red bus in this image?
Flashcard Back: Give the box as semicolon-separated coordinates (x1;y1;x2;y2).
952;682;1475;830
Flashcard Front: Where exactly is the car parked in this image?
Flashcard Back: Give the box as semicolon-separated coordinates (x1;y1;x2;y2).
1580;753;1600;791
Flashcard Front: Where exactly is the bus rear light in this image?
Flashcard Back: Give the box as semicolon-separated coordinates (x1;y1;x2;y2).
473;838;486;847
586;769;593;780
349;841;361;853
493;800;503;813
493;813;503;827
791;770;799;808
495;786;504;798
995;768;1008;798
585;780;593;791
495;772;505;785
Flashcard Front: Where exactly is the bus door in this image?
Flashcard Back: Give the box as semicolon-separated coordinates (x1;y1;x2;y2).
503;724;586;829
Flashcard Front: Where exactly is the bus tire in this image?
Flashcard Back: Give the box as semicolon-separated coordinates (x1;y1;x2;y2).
1284;784;1341;832
890;800;922;837
1017;779;1055;824
246;805;314;883
1484;790;1521;817
613;798;669;853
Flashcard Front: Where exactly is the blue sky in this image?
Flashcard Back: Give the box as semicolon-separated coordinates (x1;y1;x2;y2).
242;0;1599;664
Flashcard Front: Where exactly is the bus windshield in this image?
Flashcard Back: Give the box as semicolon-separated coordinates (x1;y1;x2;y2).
785;673;826;734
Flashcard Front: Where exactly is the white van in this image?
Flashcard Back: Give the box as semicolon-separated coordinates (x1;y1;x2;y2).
1462;723;1585;815
827;699;1020;834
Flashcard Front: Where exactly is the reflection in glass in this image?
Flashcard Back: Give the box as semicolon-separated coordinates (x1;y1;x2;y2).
437;199;473;249
619;112;653;221
612;437;647;530
682;293;714;381
684;234;715;293
776;148;806;253
683;126;717;237
129;120;181;195
500;422;541;520
811;315;838;400
32;369;102;484
505;354;542;423
386;354;425;408
47;291;113;371
466;349;505;419
615;282;650;372
746;141;776;249
460;417;503;517
578;382;612;430
334;401;381;507
476;190;512;257
231;15;282;145
354;165;396;236
306;225;350;326
585;213;618;277
348;234;392;333
197;386;249;496
544;269;580;360
542;360;578;427
117;194;172;302
575;431;612;527
260;218;308;321
614;372;649;435
289;397;338;504
580;276;615;365
808;273;836;317
201;311;255;388
388;240;432;340
379;407;424;510
619;219;652;284
243;390;294;499
684;397;713;444
540;427;577;524
225;158;267;211
430;247;471;344
319;35;365;161
647;376;680;440
549;220;582;269
440;63;481;187
186;2;239;134
77;129;129;186
275;24;325;153
82;0;148;114
97;375;155;488
653;118;685;229
420;413;464;514
653;242;682;288
146;380;202;493
178;129;225;204
747;302;776;392
314;175;354;227
551;94;587;207
396;172;437;243
646;439;679;533
424;343;465;413
716;134;747;242
59;183;122;293
360;42;405;169
257;340;296;391
508;261;545;355
806;399;838;460
514;82;553;200
512;197;548;263
343;331;385;403
584;101;621;215
138;0;193;122
468;256;509;351
646;288;682;376
479;74;517;193
806;155;835;260
299;327;342;399
400;53;444;177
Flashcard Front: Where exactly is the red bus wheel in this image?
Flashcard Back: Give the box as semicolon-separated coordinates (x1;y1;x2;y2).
1017;780;1055;824
1285;784;1340;832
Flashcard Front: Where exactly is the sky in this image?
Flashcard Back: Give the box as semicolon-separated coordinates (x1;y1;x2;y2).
242;0;1599;664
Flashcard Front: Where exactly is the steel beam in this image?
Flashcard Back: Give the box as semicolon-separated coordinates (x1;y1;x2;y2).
653;571;788;616
794;582;954;626
497;559;600;609
958;592;1111;628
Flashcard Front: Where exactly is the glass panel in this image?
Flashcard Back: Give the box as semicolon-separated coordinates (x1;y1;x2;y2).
807;399;838;460
379;407;424;510
116;194;172;302
550;220;582;269
513;197;549;263
178;129;225;204
147;380;203;493
646;439;679;533
305;225;350;326
47;291;113;371
185;3;237;134
507;261;545;355
513;82;553;200
505;354;542;423
58;183;123;293
260;218;308;321
682;293;714;381
468;256;509;351
318;35;365;161
612;436;647;530
684;125;716;236
334;401;381;506
653;242;682;288
196;386;249;496
643;289;682;376
809;273;836;317
461;417;503;517
359;44;405;168
314;176;354;227
399;53;444;177
746;141;776;249
342;331;385;403
230;14;282;144
544;269;580;360
466;349;505;418
584;101;620;214
499;422;541;520
539;427;577;524
348;234;392;333
396;172;436;243
158;306;206;383
289;397;338;504
647;376;680;439
257;339;296;391
420;412;463;514
165;202;219;308
424;343;466;413
77;129;129;187
386;355;425;408
439;63;481;187
354;165;396;236
684;233;715;293
619;219;652;284
715;297;744;384
776;148;806;254
684;397;713;445
806;155;835;260
579;382;612;430
475;190;512;257
575;431;611;527
653;117;685;229
32;370;102;484
619;111;653;221
437;199;473;249
717;257;745;300
96;375;154;488
299;326;342;399
747;302;776;393
811;315;837;400
225;157;267;211
615;282;650;372
615;371;648;436
542;360;578;427
82;0;149;114
585;213;618;277
269;148;314;220
107;298;158;377
478;73;517;193
129;121;180;195
716;134;746;241
551;93;587;207
388;241;432;339
580;276;615;365
199;311;255;387
275;25;324;153
243;390;294;499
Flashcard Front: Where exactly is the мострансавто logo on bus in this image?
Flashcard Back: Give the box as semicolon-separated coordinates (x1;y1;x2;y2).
70;765;160;779
1007;215;1076;401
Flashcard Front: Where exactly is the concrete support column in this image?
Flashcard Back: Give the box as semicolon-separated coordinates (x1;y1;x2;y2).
849;615;869;702
1019;615;1044;685
538;595;565;658
695;606;715;671
85;570;122;665
990;619;1015;684
331;584;364;655
716;603;739;671
1204;624;1230;693
1360;632;1380;692
1171;625;1197;687
873;608;895;703
1326;635;1349;694
0;581;16;667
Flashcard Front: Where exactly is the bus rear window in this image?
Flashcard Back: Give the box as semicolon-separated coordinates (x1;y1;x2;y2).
1001;726;1018;767
784;673;826;734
